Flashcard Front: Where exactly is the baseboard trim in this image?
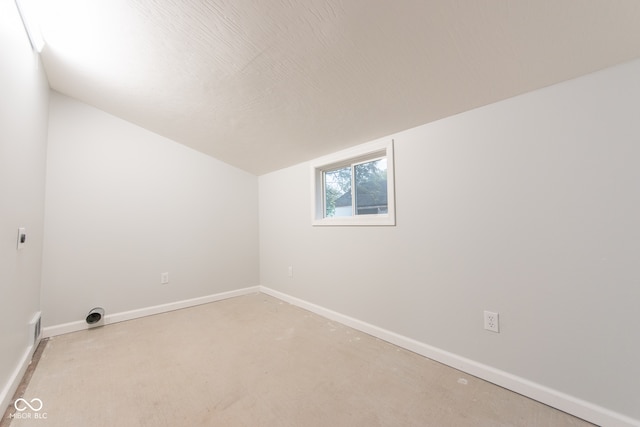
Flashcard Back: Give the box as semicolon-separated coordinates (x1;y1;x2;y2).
0;341;39;419
42;286;260;338
260;286;638;427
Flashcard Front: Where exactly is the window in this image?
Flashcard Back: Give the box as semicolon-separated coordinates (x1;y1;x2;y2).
311;139;395;226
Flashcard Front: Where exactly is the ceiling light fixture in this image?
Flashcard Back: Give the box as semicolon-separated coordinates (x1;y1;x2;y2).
14;0;44;52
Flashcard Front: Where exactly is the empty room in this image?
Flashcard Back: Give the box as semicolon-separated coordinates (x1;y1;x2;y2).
2;0;639;426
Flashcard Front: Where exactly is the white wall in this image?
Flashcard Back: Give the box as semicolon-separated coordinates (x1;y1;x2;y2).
0;0;49;412
260;59;640;424
41;92;259;327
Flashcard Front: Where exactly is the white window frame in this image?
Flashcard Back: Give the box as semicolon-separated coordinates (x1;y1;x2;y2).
311;139;395;226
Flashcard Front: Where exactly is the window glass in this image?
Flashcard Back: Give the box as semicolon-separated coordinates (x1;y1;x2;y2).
355;158;387;216
324;166;351;217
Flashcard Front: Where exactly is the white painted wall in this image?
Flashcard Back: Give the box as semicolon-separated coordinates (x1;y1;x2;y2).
41;92;259;327
260;59;640;423
0;0;49;412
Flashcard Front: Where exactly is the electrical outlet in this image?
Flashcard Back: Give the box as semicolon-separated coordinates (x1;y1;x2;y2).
484;311;500;333
161;272;169;284
288;266;293;278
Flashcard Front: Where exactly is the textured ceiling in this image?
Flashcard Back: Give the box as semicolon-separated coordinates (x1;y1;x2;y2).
33;0;640;175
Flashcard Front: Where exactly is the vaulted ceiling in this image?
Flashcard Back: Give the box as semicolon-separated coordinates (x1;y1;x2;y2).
32;0;640;174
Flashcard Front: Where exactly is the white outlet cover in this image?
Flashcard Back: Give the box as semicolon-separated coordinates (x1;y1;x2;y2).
484;311;500;333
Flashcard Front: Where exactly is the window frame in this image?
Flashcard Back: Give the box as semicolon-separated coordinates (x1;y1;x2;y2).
311;139;395;226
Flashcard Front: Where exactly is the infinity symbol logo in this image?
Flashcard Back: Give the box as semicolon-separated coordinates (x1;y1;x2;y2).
14;398;43;412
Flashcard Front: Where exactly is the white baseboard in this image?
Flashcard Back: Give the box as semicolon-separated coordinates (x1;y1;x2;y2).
42;286;260;338
0;340;39;419
260;286;639;427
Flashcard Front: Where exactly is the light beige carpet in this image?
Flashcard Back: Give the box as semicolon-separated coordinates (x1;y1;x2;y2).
5;293;594;426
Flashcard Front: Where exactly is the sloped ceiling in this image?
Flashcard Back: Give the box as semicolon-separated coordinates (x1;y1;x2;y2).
33;0;640;175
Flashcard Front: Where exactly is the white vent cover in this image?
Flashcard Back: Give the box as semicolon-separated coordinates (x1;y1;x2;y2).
29;312;42;347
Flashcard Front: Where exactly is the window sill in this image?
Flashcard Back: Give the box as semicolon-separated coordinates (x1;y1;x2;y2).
312;214;395;227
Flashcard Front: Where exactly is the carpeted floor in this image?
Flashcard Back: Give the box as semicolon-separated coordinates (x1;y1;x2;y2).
4;293;594;426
